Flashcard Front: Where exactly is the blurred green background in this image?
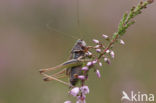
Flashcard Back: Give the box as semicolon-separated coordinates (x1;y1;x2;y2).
0;0;155;103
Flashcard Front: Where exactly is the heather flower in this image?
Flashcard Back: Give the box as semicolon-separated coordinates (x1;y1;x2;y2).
81;66;88;71
93;39;99;44
76;95;86;103
87;62;92;66
80;86;90;94
110;51;115;59
96;49;101;53
76;100;86;103
87;51;92;56
78;75;86;80
106;49;110;53
104;57;108;62
120;39;125;45
104;58;111;64
64;101;72;103
92;59;97;64
99;62;102;66
96;69;101;78
102;34;109;39
95;45;100;48
76;100;81;103
77;95;86;100
70;87;80;97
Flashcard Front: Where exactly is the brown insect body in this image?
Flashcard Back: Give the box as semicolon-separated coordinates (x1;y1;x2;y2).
40;39;88;87
67;39;87;86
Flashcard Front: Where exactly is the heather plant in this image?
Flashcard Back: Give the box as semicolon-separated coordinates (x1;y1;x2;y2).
39;0;154;103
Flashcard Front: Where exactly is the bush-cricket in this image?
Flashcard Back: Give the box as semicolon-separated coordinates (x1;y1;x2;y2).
39;39;92;87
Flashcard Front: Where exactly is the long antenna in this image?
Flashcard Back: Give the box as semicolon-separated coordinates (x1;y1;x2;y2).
76;0;83;39
77;0;80;27
46;23;79;40
46;0;100;41
75;0;96;40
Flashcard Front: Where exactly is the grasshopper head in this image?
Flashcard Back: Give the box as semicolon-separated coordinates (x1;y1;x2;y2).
76;39;86;47
71;39;87;52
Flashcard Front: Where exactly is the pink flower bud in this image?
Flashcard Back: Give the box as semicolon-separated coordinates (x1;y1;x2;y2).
102;34;109;39
77;95;86;101
76;101;80;103
99;62;102;66
76;100;86;103
110;51;115;59
120;39;125;45
104;58;111;64
96;49;101;53
106;49;110;53
78;75;86;80
77;95;83;100
70;87;80;97
82;66;88;71
93;39;99;44
64;101;72;103
104;57;108;62
87;51;92;56
96;69;101;78
87;62;92;66
80;86;90;94
92;59;97;64
77;94;86;103
95;45;100;48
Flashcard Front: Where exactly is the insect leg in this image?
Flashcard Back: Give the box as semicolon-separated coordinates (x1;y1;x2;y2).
39;64;62;73
52;68;66;76
43;68;67;81
41;73;72;87
39;59;82;73
43;75;67;81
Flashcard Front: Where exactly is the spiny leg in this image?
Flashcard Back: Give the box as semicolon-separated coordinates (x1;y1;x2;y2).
43;75;67;81
39;64;62;73
51;68;66;76
39;59;82;73
41;73;72;87
43;68;67;81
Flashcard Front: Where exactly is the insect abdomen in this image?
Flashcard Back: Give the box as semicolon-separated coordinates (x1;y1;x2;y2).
70;66;82;86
